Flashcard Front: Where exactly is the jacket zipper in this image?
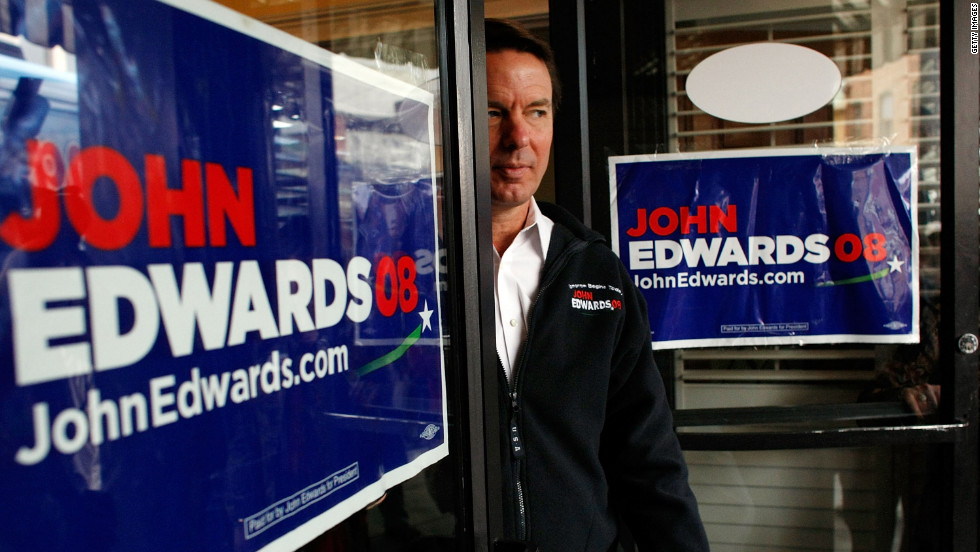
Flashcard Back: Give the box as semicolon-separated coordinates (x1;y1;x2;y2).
508;391;527;540
505;238;589;542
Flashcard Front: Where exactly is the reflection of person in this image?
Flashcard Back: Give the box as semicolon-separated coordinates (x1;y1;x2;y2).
485;19;708;550
0;78;50;219
382;200;409;242
862;298;941;418
353;186;430;343
355;186;421;264
854;298;943;552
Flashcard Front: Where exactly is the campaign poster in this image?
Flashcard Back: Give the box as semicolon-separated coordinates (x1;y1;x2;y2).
0;1;447;551
610;147;918;349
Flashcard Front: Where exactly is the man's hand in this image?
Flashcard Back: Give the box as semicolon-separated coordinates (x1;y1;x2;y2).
902;383;941;417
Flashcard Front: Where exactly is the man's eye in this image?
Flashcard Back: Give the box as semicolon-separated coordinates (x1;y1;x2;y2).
488;109;501;118
531;109;549;118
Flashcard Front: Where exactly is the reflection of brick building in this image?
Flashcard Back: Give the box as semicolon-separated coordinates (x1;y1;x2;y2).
669;2;941;299
671;3;938;163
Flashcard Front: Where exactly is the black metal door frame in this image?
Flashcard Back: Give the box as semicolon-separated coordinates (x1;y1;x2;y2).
435;0;499;549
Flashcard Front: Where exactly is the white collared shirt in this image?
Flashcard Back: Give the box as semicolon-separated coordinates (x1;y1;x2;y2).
494;197;553;383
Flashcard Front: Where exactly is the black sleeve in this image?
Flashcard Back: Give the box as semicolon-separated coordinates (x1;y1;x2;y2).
600;269;710;551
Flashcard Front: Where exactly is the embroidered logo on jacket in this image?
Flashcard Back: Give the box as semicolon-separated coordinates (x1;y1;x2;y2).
569;283;623;313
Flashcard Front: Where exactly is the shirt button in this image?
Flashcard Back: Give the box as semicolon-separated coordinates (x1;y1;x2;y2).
509;319;518;327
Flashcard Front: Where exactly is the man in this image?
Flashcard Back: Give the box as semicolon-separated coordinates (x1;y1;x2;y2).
485;19;709;551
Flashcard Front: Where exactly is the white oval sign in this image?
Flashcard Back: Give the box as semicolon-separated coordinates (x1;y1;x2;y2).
686;43;842;124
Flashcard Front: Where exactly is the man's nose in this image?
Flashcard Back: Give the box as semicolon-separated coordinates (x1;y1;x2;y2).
502;116;531;149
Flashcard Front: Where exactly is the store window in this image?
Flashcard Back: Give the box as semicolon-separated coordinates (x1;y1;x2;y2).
210;3;463;550
666;0;941;414
658;2;957;550
0;1;467;551
536;0;973;549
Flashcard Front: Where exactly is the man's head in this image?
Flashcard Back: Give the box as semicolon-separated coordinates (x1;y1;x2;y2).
381;201;407;238
485;19;557;213
485;19;561;111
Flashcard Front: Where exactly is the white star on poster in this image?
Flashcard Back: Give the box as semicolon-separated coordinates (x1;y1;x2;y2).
419;300;434;332
887;256;904;273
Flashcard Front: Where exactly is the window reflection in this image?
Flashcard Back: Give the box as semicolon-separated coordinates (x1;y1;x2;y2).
666;0;942;404
213;2;456;550
665;1;945;550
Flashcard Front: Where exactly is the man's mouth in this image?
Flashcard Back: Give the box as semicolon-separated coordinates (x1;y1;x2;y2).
494;164;531;179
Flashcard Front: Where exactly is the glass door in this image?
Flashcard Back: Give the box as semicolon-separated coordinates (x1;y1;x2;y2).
0;0;487;550
548;0;978;550
210;1;488;550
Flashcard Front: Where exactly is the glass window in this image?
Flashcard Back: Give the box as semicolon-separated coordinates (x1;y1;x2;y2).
685;445;945;551
660;2;948;550
210;2;461;549
0;2;461;550
665;0;942;423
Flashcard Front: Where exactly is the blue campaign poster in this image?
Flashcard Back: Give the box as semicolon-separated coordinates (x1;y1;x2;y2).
0;1;447;551
610;147;918;350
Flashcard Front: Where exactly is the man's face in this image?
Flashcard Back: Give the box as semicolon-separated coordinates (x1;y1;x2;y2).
382;202;407;238
487;49;554;211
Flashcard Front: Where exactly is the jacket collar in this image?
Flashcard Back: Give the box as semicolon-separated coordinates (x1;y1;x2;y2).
537;201;606;245
536;201;606;273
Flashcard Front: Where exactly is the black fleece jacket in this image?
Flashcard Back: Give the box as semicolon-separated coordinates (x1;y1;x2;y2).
498;202;708;551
